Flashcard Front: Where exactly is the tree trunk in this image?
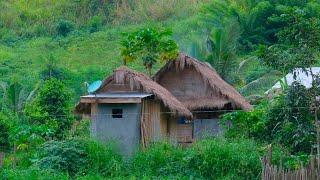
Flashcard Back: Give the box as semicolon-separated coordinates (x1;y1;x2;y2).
148;67;152;77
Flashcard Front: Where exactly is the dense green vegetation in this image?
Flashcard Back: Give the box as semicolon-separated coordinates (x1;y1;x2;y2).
1;138;263;179
1;0;320;179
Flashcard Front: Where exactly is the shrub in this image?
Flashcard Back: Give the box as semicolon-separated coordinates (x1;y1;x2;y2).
0;114;10;151
34;138;123;177
2;124;55;168
40;54;69;81
25;78;74;139
87;16;103;33
221;101;268;141
35;139;88;176
56;20;74;37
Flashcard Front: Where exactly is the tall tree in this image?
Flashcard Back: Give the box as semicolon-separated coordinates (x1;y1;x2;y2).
120;28;179;76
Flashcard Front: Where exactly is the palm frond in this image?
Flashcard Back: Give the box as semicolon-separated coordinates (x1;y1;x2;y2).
240;70;281;96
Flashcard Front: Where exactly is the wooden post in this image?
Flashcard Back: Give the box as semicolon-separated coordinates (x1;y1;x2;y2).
0;152;4;168
140;100;146;149
310;68;320;171
316;108;319;172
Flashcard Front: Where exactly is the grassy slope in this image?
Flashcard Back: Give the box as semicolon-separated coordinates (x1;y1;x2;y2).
0;0;278;101
0;17;204;100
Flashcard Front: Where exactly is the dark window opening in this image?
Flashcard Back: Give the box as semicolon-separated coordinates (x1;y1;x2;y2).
112;109;123;118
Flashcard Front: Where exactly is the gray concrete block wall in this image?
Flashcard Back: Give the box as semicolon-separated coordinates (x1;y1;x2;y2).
91;103;141;156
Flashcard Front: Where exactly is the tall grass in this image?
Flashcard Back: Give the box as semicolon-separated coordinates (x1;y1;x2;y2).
1;138;262;179
129;138;262;179
113;0;207;24
0;168;69;180
0;0;207;38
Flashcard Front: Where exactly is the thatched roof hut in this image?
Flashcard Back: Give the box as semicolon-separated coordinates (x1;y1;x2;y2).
153;53;252;111
75;55;252;149
76;66;192;118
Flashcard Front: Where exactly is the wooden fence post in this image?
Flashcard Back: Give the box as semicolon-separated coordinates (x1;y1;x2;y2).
0;152;4;168
262;154;320;180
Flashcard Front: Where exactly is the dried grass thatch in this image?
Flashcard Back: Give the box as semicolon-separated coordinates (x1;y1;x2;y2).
154;53;252;110
94;66;193;118
179;96;230;110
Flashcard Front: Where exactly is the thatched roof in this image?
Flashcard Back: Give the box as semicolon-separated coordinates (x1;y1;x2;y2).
154;53;252;111
90;66;192;118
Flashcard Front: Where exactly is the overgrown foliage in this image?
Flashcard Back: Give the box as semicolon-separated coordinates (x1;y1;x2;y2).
120;28;179;76
34;138;123;177
223;82;317;154
259;5;320;75
0;113;10;151
1;138;263;179
25;78;73;139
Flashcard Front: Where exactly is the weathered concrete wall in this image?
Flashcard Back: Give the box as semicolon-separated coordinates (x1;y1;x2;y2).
91;103;141;156
194;119;222;139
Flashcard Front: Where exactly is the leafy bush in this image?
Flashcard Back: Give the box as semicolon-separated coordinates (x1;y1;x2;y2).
87;16;103;33
221;101;268;140
56;20;74;37
25;78;74;139
0;113;10;151
35;139;88;176
34;138;123;177
40;54;70;81
5;124;47;168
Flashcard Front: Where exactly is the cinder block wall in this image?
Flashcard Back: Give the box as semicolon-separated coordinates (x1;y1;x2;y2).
91;103;141;156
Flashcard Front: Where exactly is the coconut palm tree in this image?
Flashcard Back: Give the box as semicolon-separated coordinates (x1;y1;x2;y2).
206;19;240;81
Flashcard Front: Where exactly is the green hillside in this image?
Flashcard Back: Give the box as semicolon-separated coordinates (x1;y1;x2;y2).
0;0;283;101
0;0;216;100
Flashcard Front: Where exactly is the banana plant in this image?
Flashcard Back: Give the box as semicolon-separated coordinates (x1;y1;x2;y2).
0;80;40;114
